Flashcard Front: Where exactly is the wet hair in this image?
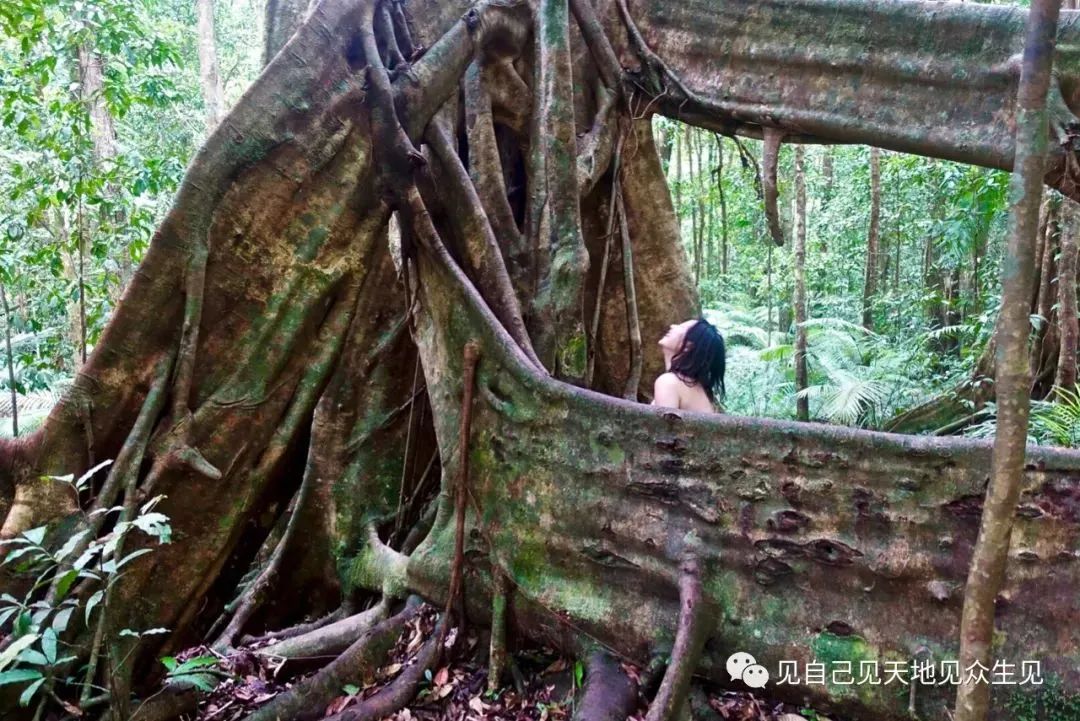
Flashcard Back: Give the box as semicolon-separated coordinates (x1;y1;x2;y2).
670;318;726;403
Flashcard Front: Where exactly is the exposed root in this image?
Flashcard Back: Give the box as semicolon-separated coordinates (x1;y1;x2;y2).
568;0;623;90
242;602;422;721
212;467;317;652
462;61;529;294
426;116;543;369
240;605;350;647
644;554;710;721
526;0;589;379
258;598;392;662
323;621;445;721
760;128;785;247
586;131;625;387
241;604;349;647
573;651;640;721
487;568;510;693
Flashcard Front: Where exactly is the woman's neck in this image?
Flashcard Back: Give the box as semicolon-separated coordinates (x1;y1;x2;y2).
662;347;674;370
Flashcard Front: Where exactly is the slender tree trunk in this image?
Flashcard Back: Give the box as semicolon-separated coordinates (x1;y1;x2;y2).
197;0;223;130
715;135;728;276
1056;199;1079;392
862;147;881;330
954;1;1062;719
794;146;809;421
0;282;16;438
695;130;705;283
821;146;833;199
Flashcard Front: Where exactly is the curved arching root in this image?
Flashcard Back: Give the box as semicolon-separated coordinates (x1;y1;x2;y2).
323;622;445;721
257;598;392;663
644;553;711;721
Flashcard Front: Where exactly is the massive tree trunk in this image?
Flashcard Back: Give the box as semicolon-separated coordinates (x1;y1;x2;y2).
6;1;1080;720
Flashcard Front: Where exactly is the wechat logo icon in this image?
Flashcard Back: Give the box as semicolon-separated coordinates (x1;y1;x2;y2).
726;651;769;689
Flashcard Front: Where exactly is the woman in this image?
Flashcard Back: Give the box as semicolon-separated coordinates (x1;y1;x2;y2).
652;317;726;413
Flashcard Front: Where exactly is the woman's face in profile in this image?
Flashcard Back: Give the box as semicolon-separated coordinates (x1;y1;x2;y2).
659;319;697;351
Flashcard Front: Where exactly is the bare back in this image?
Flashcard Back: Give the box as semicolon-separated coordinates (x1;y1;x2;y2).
651;371;715;413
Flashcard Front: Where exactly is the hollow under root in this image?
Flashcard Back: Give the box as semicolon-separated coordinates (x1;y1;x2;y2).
258;598;392;663
241;602;422;721
572;650;640;721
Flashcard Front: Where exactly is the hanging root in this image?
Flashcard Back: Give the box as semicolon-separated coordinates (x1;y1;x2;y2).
644;554;710;721
212;467;317;652
617;188;643;401
573;651;640;721
437;340;481;650
761;128;785;246
242;602;422;721
324;620;446;721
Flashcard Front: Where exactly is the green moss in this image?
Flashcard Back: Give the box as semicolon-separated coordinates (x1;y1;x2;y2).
558;330;587;379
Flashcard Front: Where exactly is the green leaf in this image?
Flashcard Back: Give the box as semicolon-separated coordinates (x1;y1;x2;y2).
0;634;39;671
85;589;103;625
0;668;42;686
22;527;45;546
41;628;56;664
18;677;44;706
53;568;78;600
52;607;73;634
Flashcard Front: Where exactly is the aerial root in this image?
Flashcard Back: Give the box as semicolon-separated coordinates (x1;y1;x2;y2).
572;651;640;721
323;620;446;721
644;554;710;721
760;128;785;246
426;116;542;369
616;187;643;400
437;341;481;650
258;598;392;662
212;468;318;652
242;602;422;721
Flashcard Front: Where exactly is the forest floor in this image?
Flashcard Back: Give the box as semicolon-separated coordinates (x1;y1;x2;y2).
180;604;839;721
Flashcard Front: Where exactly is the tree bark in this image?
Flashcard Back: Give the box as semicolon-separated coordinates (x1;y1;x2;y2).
197;0;223;129
1056;199;1079;392
794;146;809;422
262;0;311;65
954;1;1062;720
862;147;881;330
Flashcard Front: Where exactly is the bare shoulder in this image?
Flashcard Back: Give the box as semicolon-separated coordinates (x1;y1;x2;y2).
654;372;683;391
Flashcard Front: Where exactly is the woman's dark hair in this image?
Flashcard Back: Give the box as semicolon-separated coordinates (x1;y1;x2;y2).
670;318;726;403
